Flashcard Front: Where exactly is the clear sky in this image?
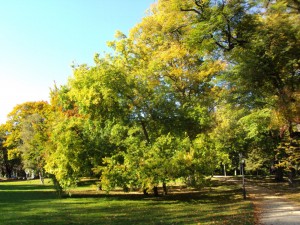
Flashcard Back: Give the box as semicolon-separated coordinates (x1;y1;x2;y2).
0;0;155;124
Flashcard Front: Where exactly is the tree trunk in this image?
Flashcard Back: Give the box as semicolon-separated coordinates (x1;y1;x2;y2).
5;165;12;178
3;149;12;178
162;182;167;195
153;186;159;196
140;120;150;143
51;175;63;197
143;189;149;195
39;171;44;185
288;168;296;186
275;167;284;182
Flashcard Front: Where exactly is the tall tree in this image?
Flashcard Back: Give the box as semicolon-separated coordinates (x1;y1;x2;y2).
4;101;51;177
0;124;19;178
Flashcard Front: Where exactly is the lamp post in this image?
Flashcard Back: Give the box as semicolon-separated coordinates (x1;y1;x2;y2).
239;153;246;200
241;159;246;199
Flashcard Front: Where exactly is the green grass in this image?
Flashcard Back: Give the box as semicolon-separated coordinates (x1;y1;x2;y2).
0;178;254;225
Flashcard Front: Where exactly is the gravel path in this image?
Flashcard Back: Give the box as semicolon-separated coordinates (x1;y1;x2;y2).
246;180;300;225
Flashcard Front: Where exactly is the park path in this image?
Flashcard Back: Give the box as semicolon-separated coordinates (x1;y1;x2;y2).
245;179;300;225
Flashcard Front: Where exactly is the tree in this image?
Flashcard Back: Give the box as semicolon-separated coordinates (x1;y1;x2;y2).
96;3;227;193
0;124;19;178
48;2;228;193
228;2;300;179
4;101;51;178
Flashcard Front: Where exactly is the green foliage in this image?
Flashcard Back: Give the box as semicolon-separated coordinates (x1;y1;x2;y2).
276;130;300;171
45;117;86;188
3;101;51;177
0;124;16;177
245;148;270;174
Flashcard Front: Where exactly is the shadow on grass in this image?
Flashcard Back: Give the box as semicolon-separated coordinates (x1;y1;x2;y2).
67;179;241;202
0;181;57;203
246;176;300;193
0;179;254;225
0;184;54;191
67;188;240;204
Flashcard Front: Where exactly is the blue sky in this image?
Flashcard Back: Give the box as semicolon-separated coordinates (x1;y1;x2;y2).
0;0;155;124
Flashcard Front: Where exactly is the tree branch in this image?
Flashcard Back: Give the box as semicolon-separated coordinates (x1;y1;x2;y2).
180;8;201;15
287;4;300;13
194;0;202;8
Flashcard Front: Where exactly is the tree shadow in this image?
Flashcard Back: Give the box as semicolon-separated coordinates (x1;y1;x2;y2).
0;180;253;225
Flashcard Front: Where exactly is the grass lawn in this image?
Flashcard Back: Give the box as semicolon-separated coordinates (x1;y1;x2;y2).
0;178;254;225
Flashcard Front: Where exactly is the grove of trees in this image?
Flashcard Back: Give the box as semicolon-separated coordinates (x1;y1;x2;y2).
0;0;299;195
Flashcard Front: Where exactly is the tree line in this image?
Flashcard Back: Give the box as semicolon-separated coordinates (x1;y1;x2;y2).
0;0;299;195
